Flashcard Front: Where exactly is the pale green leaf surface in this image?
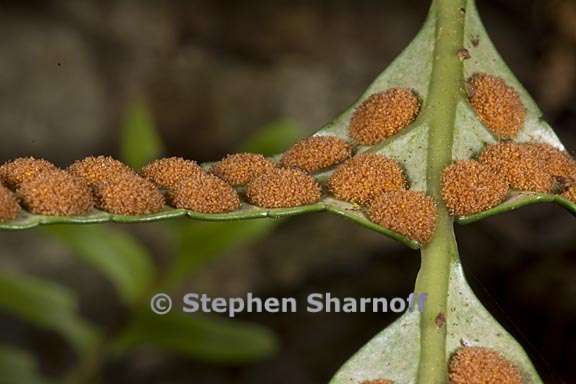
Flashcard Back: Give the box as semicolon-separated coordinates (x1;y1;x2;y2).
462;2;560;148
446;262;542;384
330;310;420;384
44;224;156;306
330;262;543;384
0;272;99;356
323;197;419;249
112;312;277;363
314;14;435;192
316;13;435;142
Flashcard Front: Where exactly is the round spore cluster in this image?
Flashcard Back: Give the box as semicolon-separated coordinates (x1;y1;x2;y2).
68;156;135;186
141;157;203;190
349;88;421;145
448;347;523;384
0;157;58;189
367;190;437;243
524;142;576;182
442;160;508;216
169;173;240;213
467;73;525;139
93;174;165;215
18;170;94;216
0;185;21;222
280;136;352;173
246;168;321;208
211;153;275;186
328;154;407;205
479;142;553;193
562;185;576;203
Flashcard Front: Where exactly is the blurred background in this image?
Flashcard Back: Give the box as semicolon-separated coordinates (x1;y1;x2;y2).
0;0;575;383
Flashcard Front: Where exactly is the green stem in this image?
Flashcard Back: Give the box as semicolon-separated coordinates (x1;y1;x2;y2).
415;0;465;383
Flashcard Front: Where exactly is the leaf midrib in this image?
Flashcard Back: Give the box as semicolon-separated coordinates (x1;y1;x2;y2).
414;0;466;383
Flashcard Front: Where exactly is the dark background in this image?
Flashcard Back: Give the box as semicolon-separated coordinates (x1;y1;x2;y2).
0;1;575;383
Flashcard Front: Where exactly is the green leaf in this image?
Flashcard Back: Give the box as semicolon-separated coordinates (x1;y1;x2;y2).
0;203;419;249
457;192;576;224
241;119;301;156
120;97;164;169
324;197;420;248
330;311;420;384
0;0;572;244
0;346;51;384
44;224;156;307
331;0;560;382
310;0;565;192
330;262;543;384
162;219;277;290
0;0;569;382
112;311;277;363
0;271;99;357
444;262;543;383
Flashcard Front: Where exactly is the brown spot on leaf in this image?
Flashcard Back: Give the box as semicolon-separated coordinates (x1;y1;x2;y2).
435;312;446;328
471;35;480;47
457;48;471;60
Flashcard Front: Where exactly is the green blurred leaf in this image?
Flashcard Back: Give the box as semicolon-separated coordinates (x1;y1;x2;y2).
45;225;156;307
162;219;276;291
120;97;164;169
0;346;51;384
113;311;277;363
241;119;300;156
0;272;99;357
